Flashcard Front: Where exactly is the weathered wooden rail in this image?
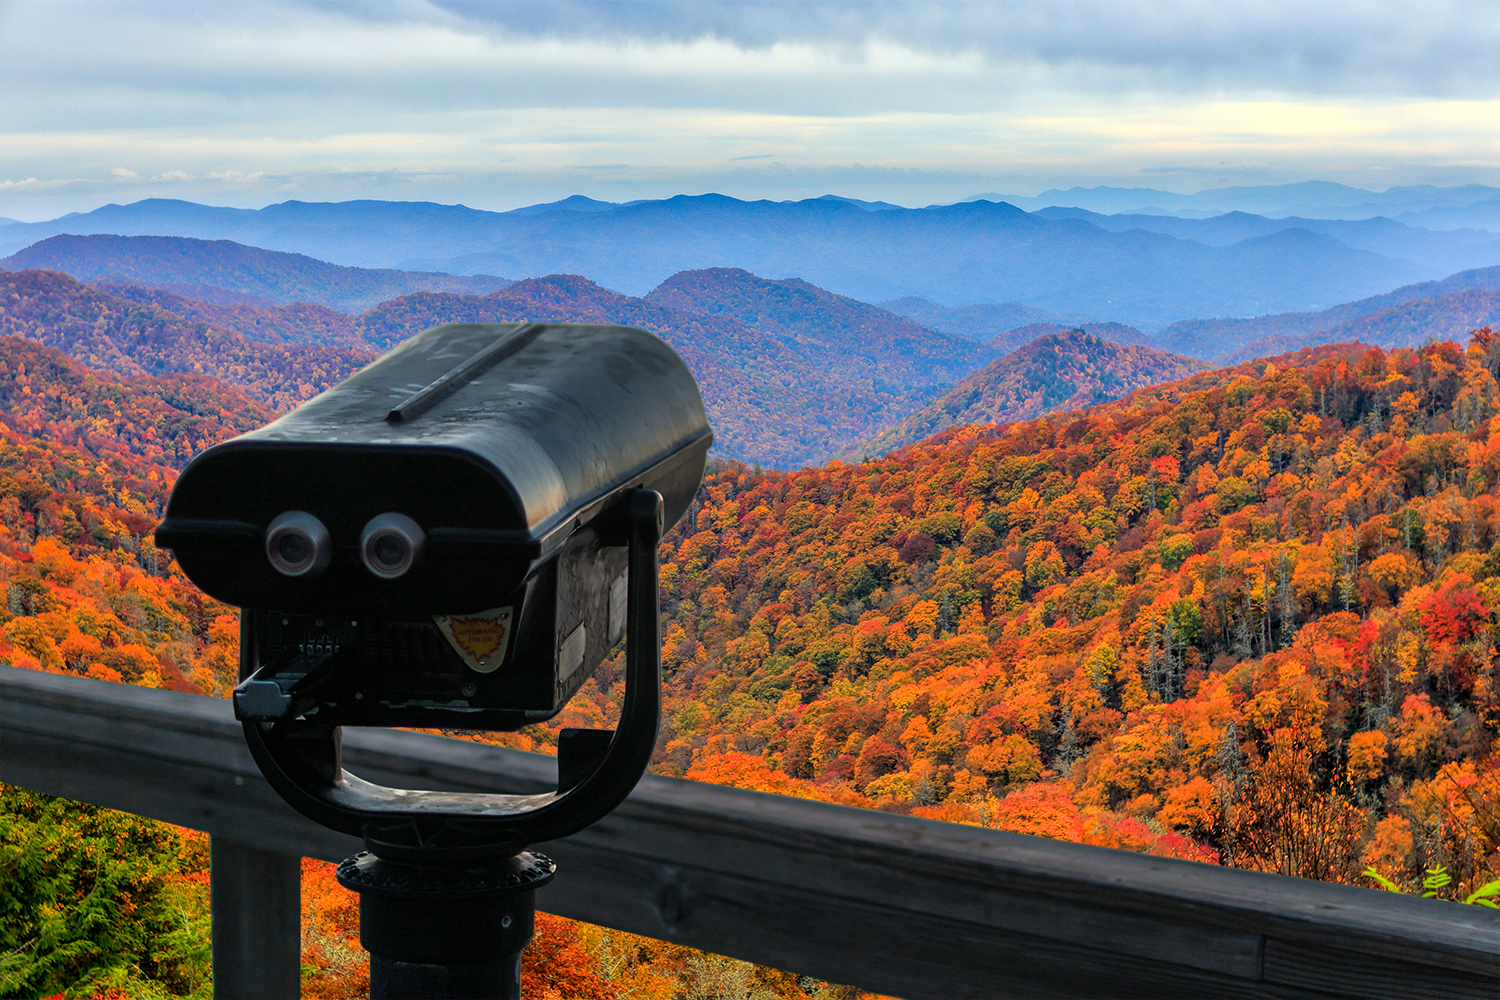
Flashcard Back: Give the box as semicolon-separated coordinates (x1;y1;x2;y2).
1;664;1495;999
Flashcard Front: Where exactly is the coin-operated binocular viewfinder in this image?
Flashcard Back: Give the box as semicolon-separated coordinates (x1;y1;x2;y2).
157;322;711;999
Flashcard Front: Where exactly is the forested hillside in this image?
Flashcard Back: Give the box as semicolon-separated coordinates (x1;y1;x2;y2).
1224;288;1500;363
529;334;1500;905
891;265;1500;367
0;336;272;468
0;269;376;411
0;398;231;699
879;297;1082;342
5;322;1500;993
1;234;509;311
99;283;366;347
645;268;985;386
857;331;1206;456
985;321;1154;354
1153;265;1500;361
4;265;982;467
359;272;987;468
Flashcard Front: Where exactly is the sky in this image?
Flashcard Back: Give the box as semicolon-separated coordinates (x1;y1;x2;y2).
2;0;1500;221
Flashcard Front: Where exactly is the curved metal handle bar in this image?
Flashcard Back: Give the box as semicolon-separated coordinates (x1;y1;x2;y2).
241;489;664;854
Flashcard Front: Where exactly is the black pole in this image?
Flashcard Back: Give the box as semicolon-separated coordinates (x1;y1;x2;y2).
336;850;555;999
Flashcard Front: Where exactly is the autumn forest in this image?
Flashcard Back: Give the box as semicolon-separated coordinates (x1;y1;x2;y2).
0;260;1498;998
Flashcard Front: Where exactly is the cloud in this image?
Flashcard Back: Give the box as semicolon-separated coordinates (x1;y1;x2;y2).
7;2;1499;119
208;169;266;183
0;176;95;191
1;0;1499;217
426;0;1500;97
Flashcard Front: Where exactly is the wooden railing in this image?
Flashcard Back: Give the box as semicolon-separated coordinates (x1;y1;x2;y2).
1;664;1495;999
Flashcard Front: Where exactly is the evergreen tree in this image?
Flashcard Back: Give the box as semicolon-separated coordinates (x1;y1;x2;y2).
0;786;210;999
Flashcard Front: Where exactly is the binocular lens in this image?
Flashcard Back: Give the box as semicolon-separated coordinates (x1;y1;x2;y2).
360;513;425;579
264;512;332;577
277;533;310;565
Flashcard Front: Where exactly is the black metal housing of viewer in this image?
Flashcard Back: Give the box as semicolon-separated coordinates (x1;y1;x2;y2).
155;321;712;998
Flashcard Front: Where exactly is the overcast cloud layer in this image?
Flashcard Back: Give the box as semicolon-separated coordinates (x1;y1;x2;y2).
2;0;1499;219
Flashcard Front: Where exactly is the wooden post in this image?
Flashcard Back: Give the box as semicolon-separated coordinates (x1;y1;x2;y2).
210;837;302;1000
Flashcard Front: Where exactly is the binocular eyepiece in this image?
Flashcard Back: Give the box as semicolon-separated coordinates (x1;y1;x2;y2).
264;511;332;577
360;513;425;580
263;511;426;580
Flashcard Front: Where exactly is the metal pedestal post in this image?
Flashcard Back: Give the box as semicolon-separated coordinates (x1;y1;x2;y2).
336;850;555;1000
